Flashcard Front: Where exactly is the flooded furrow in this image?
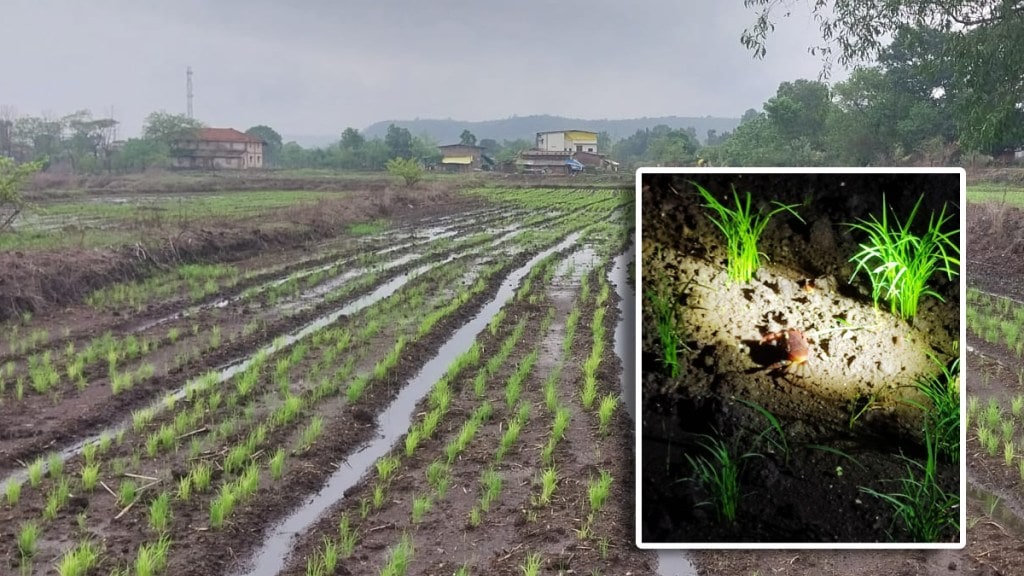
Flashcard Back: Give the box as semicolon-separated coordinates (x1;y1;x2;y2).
236;232;583;576
608;235;698;576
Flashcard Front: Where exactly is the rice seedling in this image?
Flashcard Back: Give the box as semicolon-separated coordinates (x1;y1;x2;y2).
847;193;959;319
27;456;44;487
80;463;99;492
597;393;618;434
298;416;325;452
404;427;422;457
1013;395;1024;419
908;356;960;462
134;535;171;576
692;181;804;283
376;456;401;484
48;451;64;479
552;406;571;441
468;505;482;527
373;482;387;510
686;435;755;523
148;492;172;533
210;485;236;529
17;521;39;565
587;470;613;514
55;540;101;576
1005;439;1016;466
986;398;1002;430
538;466;557;506
480;468;503;512
520;552;542;576
860;432;959;542
270;447;286;480
5;478;22;506
118;479;137;507
412;495;433;523
379;533;414;576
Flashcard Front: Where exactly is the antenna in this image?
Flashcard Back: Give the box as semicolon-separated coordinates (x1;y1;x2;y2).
186;66;194;119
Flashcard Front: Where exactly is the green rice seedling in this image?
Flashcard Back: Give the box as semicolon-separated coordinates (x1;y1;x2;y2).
149;492;172;533
118;479;137;507
81;463;99;492
379;533;414;576
346;374;370;403
581;372;598;410
405;427;422;457
1019;458;1024;482
5;478;22;506
736;398;790;464
543;368;561;413
319;536;339;573
685;435;754;523
455;565;471;576
429;379;452;412
468;505;482;527
18;521;39;564
538;466;557;506
210;486;236;529
48;451;64;479
27;456;44;487
860;432;959;542
299;416;325;452
847;193;959;319
552;406;571;441
597;394;618;435
373;482;387;510
412;495;433;523
1002;419;1015;444
376;455;400;484
645;289;683;378
43;477;71;520
986;398;1002;430
1013;395;1024;419
55;540;101;576
908;356;960;462
270;448;286;480
520;552;542;576
339;515;359;557
422;408;442;438
1005;439;1016;466
587;470;613;514
177;475;192;501
480;468;503;512
134;535;171;576
692;181;804;283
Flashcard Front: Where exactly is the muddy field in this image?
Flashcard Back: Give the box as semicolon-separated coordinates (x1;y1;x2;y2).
0;184;657;575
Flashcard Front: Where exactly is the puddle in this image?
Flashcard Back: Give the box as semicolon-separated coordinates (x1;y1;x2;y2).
236;232;583;576
557;245;599;283
0;255;450;488
968;481;1024;537
608;236;698;576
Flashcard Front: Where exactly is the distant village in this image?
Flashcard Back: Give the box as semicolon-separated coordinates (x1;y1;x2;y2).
170;127;619;175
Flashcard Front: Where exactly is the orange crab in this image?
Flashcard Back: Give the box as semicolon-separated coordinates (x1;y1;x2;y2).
760;328;810;375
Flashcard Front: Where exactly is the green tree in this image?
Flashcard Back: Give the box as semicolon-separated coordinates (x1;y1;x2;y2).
740;0;1024;155
245;125;282;167
459;129;477;146
386;157;423;186
0;157;44;231
142;111;204;149
113;138;169;173
596;131;613;154
384;124;413;159
340;127;365;150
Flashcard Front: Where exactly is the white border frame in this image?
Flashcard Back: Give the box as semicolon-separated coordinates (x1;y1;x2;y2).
634;166;968;550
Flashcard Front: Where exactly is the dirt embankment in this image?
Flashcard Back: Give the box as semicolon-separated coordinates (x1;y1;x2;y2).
0;184;478;322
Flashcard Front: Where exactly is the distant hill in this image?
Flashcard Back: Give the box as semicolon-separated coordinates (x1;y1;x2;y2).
361;115;741;145
281;134;343;149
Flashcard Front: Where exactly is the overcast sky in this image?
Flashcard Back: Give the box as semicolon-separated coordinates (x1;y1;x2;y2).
1;0;842;138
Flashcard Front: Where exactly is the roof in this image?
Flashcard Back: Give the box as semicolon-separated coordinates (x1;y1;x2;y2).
536;129;598;136
441;156;474;165
193;128;264;144
438;144;485;150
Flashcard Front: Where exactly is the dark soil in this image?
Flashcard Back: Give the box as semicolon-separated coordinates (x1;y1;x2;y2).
639;172;961;545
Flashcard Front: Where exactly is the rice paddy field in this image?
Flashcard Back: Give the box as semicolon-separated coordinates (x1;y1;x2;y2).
0;183;655;575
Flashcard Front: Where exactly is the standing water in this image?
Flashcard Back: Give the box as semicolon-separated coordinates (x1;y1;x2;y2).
608;236;699;576
236;233;582;576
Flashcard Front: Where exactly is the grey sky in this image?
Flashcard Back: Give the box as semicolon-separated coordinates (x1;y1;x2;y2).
2;0;840;139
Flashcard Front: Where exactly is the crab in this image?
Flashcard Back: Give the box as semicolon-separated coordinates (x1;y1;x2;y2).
760;328;810;375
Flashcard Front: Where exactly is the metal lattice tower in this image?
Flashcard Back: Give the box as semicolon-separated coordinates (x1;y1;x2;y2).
186;66;194;119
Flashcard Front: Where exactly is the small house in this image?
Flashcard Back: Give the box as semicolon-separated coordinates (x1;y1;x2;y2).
437;144;493;172
171;128;264;170
535;130;599;154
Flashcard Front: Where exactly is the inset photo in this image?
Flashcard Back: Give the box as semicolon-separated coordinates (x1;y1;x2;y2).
635;168;965;548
